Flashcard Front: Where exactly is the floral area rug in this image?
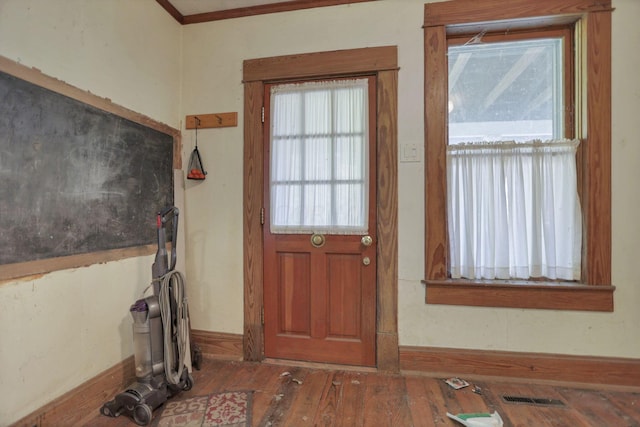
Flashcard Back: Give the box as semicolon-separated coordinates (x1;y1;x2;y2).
152;391;252;427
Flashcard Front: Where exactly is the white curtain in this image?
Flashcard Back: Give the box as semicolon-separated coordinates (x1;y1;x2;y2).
447;140;582;280
270;79;369;234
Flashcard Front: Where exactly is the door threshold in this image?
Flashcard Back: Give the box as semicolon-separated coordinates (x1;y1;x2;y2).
262;358;379;373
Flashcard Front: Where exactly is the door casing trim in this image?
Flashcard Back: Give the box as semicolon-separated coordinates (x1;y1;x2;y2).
242;46;399;371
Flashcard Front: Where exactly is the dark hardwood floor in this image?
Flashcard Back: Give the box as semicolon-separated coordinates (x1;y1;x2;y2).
82;357;640;426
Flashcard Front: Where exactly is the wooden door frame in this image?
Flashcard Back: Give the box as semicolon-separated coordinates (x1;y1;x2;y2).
243;46;399;372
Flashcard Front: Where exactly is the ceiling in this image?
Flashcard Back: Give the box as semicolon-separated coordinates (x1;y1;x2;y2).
158;0;375;24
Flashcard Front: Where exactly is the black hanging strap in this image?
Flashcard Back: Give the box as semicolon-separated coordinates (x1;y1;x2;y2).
187;117;207;180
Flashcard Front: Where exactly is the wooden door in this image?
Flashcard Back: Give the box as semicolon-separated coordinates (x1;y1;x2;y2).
263;77;377;366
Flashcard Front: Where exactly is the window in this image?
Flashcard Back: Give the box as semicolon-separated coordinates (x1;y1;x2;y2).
424;0;613;311
447;30;581;282
269;79;369;234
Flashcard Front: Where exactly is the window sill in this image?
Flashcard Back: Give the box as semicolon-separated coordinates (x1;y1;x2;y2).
423;280;614;312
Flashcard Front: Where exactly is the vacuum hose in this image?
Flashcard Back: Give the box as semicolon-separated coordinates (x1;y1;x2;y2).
158;270;190;385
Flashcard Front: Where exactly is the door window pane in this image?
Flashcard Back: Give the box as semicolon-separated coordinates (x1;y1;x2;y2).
270;79;369;234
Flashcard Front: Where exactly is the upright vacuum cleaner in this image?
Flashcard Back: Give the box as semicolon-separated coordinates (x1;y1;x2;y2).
101;206;201;425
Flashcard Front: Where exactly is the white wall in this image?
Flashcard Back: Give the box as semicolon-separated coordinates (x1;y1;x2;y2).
181;0;640;359
0;0;181;424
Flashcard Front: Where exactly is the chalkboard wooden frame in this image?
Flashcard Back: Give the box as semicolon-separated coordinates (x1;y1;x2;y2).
0;55;181;282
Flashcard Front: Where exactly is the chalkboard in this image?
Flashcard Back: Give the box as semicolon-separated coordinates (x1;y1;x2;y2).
0;70;174;266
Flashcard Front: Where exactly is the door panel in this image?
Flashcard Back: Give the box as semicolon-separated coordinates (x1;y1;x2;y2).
276;252;310;335
327;253;362;338
263;77;377;367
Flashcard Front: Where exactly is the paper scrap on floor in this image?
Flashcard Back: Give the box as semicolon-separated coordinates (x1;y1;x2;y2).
444;377;470;389
446;411;504;427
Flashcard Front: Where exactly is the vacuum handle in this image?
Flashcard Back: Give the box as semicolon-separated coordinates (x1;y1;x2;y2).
158;206;179;272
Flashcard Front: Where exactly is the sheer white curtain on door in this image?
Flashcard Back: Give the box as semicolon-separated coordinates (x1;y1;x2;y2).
269;79;369;234
447;140;582;280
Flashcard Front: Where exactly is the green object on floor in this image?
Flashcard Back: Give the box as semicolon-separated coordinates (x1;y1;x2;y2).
446;411;504;427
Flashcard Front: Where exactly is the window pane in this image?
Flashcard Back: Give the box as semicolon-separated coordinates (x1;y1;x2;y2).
334;87;366;134
272;92;302;137
272;184;302;228
448;38;564;144
271;137;302;181
305;137;331;181
335;136;365;180
335;183;365;227
303;183;331;226
304;90;331;135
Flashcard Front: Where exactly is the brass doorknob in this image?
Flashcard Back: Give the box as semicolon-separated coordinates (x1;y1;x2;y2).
310;233;325;248
361;235;373;246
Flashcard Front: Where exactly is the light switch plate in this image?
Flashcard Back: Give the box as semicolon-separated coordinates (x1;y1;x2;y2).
400;143;421;162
